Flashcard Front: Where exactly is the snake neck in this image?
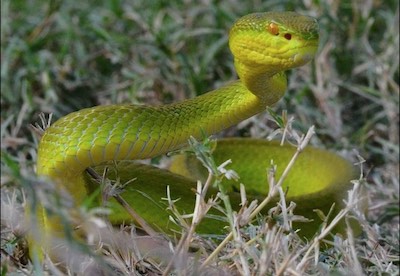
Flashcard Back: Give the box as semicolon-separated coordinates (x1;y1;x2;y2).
234;59;288;106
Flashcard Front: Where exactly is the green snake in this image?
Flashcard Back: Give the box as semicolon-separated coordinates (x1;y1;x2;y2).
35;12;356;250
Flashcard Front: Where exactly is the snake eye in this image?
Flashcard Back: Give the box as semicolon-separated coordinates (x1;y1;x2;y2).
284;33;292;40
267;23;279;36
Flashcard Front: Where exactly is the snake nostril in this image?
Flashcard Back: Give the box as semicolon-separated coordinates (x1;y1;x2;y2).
284;33;292;40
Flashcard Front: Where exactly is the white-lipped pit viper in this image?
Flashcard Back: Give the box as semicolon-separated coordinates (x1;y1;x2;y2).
33;11;358;257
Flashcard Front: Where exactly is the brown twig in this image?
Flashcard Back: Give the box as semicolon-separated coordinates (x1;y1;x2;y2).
85;167;158;237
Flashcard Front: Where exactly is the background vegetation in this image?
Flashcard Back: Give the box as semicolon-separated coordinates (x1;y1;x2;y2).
1;0;398;275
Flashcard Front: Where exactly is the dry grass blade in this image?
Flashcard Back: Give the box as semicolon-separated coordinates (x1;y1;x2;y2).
201;126;315;268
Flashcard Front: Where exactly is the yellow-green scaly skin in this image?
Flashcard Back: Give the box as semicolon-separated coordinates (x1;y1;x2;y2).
38;82;265;200
34;12;355;250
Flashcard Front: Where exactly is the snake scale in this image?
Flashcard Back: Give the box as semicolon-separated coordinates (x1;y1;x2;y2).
34;12;357;254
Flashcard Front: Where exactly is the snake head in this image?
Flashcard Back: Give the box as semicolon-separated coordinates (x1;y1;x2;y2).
229;12;319;73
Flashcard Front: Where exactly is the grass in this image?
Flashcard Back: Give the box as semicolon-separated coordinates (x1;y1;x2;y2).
1;0;399;275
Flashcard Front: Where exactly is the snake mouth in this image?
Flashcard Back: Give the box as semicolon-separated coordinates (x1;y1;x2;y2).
292;49;317;64
288;40;319;66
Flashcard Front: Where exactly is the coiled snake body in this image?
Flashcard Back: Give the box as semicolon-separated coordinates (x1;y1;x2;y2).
35;12;356;249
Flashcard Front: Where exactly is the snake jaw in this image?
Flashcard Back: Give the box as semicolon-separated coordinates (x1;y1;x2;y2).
292;51;313;65
289;39;319;66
